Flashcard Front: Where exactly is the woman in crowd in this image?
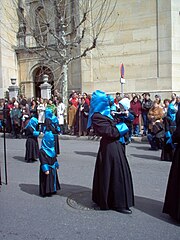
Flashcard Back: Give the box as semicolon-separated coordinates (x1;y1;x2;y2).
80;97;90;136
24;117;40;163
163;99;170;116
147;100;164;150
87;90;134;214
39;131;60;197
29;99;38;118
130;95;142;137
163;106;180;222
75;97;89;136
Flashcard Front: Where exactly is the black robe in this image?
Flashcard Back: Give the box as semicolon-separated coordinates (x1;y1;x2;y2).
25;127;39;162
91;113;134;210
163;110;180;221
44;118;60;155
39;149;60;197
161;116;176;161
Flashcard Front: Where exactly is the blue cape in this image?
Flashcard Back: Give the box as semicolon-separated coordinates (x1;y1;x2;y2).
52;115;61;133
87;90;113;129
25;117;38;130
41;131;56;158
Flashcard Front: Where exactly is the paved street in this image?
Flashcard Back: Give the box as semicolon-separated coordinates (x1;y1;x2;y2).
0;135;180;240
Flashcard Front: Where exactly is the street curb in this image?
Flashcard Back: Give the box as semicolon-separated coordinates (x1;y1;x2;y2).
0;133;148;143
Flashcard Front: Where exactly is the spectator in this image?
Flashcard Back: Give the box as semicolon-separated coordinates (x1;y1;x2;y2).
37;98;46;132
57;97;65;134
114;92;121;107
80;97;89;136
141;93;153;136
46;99;56;115
68;101;77;135
69;91;78;109
29;99;38;118
147;100;164;150
130;96;142;137
163;99;171;116
10;102;22;138
155;94;163;108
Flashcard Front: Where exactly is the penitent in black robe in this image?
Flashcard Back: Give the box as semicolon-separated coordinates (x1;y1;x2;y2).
163;110;180;222
39;149;60;197
25;127;39;162
161;116;176;162
91;113;134;210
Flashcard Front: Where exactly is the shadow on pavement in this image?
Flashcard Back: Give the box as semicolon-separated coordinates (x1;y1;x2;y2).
131;146;151;151
19;183;180;222
131;154;160;161
135;196;180;226
74;151;97;157
18;183;98;210
19;183;39;196
13;156;25;162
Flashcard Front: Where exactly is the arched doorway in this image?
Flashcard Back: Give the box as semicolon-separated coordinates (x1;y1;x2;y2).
33;66;54;98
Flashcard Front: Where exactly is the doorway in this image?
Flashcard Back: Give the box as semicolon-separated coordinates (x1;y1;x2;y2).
33;66;54;98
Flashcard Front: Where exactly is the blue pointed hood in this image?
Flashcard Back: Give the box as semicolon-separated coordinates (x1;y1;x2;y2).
87;90;113;128
167;103;176;122
45;109;53;119
25;117;38;130
41;131;56;158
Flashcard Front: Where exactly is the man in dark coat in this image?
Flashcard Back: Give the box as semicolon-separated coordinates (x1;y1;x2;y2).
141;93;153;136
87;90;134;214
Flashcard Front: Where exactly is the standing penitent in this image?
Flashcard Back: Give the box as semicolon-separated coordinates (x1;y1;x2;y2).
39;131;60;197
163;107;180;222
24;117;40;163
87;90;134;214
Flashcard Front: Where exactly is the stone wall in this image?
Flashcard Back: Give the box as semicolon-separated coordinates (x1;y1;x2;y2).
81;0;180;99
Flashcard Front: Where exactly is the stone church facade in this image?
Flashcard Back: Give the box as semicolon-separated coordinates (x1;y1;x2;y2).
0;0;180;100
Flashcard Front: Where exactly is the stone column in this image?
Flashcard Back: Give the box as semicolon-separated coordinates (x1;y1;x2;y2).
8;78;19;100
40;75;52;100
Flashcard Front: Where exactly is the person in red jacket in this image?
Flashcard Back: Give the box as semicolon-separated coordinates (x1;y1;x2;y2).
130;96;142;136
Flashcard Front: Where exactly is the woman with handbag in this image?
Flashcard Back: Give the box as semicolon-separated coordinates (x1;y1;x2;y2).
147;100;164;150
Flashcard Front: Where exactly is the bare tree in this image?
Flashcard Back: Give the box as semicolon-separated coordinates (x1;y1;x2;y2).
8;0;117;105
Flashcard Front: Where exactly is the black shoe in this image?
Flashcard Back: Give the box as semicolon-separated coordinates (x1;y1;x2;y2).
115;208;132;214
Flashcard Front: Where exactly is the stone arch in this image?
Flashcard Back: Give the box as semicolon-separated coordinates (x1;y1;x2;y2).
31;65;54;98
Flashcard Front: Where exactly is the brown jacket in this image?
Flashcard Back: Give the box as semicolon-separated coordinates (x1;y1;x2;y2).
148;106;164;130
68;105;77;127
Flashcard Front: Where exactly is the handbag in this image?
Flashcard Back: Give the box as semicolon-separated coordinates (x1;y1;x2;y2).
153;122;164;139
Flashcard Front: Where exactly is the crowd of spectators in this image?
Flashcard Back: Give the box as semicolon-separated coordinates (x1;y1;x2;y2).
0;91;180;159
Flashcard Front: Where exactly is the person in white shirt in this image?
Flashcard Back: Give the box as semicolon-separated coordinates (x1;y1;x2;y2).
57;97;65;134
37;98;46;132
